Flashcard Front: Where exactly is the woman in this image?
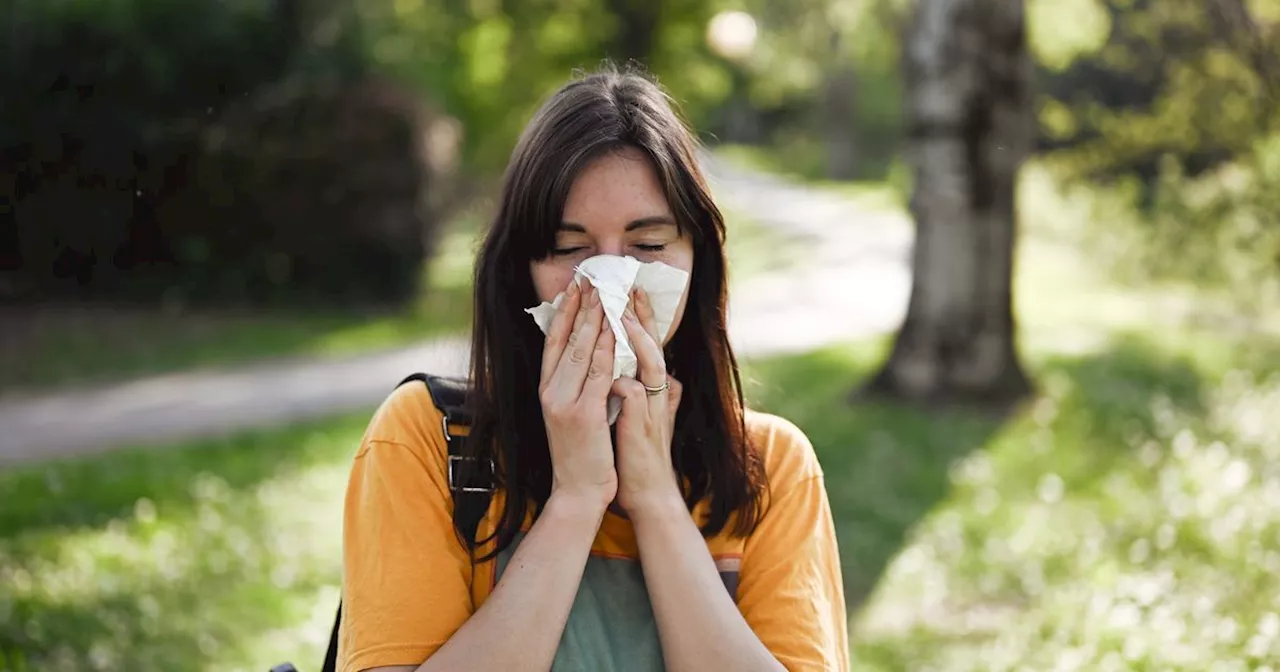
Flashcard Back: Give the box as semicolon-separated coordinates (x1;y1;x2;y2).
339;67;848;672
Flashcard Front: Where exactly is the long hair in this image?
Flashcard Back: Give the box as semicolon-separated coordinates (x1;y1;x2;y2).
459;66;766;560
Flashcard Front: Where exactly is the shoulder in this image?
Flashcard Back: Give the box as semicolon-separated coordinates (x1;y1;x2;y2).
355;379;449;466
744;409;823;492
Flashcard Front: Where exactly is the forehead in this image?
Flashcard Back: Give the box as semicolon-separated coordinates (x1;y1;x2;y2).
561;148;672;233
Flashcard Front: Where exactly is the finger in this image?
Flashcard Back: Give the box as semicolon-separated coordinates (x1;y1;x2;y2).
666;374;683;419
631;288;662;346
622;307;666;385
563;281;590;366
556;280;592;380
570;277;590;335
539;280;582;390
621;309;668;415
550;285;604;399
582;316;616;400
610;376;650;423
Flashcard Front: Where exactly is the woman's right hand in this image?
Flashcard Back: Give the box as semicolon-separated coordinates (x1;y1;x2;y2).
538;278;618;509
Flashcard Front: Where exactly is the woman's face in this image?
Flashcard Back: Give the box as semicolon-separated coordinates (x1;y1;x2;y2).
530;147;694;345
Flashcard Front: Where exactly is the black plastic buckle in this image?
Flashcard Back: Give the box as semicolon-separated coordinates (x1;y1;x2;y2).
441;415;494;494
447;454;496;494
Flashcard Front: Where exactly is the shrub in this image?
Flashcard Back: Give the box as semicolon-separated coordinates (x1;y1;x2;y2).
147;79;443;306
0;0;443;307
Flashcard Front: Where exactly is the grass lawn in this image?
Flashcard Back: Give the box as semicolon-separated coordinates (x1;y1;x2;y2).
757;332;1280;670
0;216;482;394
2;318;1278;670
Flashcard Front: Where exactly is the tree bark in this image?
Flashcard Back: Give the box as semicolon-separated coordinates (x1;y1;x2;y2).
822;30;860;180
865;0;1033;404
607;0;660;66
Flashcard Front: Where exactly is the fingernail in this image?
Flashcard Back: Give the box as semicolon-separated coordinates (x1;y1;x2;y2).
568;281;579;296
636;288;648;304
590;286;600;306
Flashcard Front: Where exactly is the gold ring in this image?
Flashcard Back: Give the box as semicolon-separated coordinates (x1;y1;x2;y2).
643;380;669;396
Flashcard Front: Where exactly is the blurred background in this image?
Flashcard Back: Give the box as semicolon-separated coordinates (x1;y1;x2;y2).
2;0;1279;669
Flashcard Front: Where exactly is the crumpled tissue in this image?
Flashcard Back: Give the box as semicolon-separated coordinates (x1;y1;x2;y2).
525;254;689;423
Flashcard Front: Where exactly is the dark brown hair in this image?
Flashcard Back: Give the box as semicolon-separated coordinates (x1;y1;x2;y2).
460;65;766;559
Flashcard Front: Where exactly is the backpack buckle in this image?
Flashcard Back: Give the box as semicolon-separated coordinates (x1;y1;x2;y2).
441;414;455;443
448;454;496;494
441;412;494;493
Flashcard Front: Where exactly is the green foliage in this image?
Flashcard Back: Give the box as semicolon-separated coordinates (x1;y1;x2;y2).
1;0;743;308
1028;0;1112;71
1031;0;1280;305
747;0;911;168
1142;139;1280;307
1035;0;1277;176
1050;137;1280;312
150;79;438;306
355;0;730;171
722;0;906;180
0;0;445;306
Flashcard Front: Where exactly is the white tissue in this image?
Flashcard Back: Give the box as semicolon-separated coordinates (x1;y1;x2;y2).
525;255;690;423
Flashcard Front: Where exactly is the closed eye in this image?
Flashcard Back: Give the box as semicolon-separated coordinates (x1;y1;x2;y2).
552;247;587;256
634;243;667;252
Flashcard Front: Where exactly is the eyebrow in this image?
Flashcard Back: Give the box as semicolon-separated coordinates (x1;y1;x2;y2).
558;215;677;233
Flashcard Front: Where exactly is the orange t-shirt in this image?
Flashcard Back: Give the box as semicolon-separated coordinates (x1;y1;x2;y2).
339;382;848;671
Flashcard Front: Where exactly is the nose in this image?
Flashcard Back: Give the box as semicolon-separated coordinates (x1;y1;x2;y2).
596;238;625;257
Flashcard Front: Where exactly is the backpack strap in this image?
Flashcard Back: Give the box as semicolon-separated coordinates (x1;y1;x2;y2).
404;372;470;424
400;373;495;545
318;373;493;672
320;604;340;672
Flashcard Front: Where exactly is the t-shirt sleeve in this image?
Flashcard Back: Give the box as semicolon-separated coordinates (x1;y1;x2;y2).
737;421;849;671
338;387;476;672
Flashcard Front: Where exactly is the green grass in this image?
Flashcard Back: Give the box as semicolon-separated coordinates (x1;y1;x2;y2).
3;322;1278;670
0;217;482;394
0;414;369;672
748;331;1280;670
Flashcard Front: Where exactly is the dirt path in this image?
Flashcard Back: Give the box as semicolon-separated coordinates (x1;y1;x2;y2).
0;155;913;466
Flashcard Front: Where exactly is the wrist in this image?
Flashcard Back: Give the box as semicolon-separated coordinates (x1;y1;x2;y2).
545;488;610;530
624;487;688;528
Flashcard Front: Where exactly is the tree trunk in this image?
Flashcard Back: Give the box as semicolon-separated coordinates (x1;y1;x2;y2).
723;68;762;144
823;31;860;180
865;0;1033;404
607;0;660;66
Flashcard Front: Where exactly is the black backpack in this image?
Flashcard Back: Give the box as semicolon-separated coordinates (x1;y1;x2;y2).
271;373;494;672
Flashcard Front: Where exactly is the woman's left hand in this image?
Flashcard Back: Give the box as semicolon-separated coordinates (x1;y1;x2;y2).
612;288;684;516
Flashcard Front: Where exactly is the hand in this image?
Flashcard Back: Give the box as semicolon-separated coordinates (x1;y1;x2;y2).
612;288;685;516
539;279;618;510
